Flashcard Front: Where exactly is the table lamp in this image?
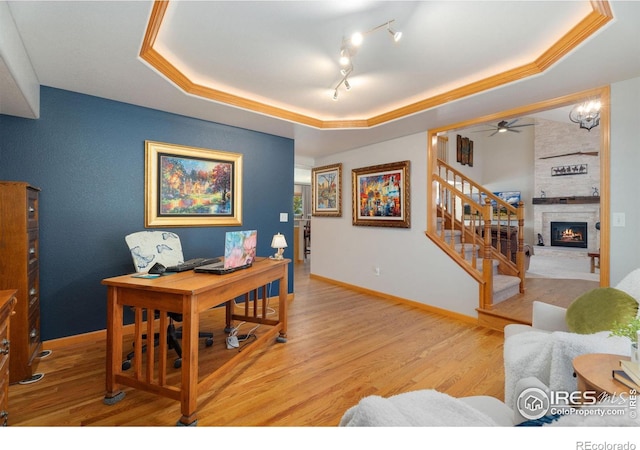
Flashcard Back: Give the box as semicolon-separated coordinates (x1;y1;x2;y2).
270;233;287;260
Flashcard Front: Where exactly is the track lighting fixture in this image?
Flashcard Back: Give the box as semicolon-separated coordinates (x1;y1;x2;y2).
331;19;402;101
332;67;352;100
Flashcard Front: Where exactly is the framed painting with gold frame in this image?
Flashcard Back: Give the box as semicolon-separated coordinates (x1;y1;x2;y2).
145;140;242;227
352;160;410;228
311;163;342;217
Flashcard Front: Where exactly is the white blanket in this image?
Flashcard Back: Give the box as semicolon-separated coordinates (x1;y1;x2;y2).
504;330;630;410
339;389;500;427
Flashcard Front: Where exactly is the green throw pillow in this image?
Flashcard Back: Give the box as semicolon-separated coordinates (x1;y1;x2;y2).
565;287;639;334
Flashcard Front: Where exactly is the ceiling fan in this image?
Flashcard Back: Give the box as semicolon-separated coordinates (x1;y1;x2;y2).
476;119;535;137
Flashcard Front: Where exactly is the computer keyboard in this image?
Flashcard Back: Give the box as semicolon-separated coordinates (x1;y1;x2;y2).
165;258;221;272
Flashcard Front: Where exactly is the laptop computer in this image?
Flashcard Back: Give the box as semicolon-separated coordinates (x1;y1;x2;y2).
195;230;257;275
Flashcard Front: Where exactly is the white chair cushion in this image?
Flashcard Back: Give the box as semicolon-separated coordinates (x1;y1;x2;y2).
125;230;184;272
531;301;569;332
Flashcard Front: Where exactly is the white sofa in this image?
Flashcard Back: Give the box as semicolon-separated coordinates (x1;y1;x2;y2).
503;269;640;411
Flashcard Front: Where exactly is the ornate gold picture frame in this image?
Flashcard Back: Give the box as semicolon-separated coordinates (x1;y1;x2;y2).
352;160;410;228
145;140;242;227
312;163;342;217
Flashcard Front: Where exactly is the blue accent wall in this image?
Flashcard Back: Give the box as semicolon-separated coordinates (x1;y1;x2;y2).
0;87;294;340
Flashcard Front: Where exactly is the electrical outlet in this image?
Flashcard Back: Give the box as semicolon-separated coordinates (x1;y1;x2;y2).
280;212;288;222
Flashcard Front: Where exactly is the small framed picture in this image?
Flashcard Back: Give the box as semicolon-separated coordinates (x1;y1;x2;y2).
312;163;342;217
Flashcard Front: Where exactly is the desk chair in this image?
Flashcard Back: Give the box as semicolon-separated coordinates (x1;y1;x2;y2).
123;231;213;370
303;221;311;259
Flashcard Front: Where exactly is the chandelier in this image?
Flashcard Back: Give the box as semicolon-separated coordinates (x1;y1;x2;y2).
332;20;402;101
569;99;601;131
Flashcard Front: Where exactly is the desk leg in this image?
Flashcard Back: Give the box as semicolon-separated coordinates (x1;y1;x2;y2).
277;270;288;343
225;301;233;333
104;286;125;405
178;294;199;426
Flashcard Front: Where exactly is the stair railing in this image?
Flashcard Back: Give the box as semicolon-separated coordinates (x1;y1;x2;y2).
428;159;525;308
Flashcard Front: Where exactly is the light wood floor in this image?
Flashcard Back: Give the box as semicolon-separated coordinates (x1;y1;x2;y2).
7;262;595;426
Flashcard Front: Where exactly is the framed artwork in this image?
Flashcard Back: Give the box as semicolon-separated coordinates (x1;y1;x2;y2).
551;164;588;176
456;135;473;167
144;140;242;227
352;160;410;228
312;163;342;217
492;191;521;207
492;191;521;221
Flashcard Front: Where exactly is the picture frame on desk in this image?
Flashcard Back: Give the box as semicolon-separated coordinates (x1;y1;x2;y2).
311;163;342;217
352;160;410;228
144;140;243;227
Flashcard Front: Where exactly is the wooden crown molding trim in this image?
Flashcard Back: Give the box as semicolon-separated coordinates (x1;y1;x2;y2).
140;1;612;130
140;2;323;129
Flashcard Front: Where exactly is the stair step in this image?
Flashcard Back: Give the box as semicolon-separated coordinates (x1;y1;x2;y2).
477;258;499;275
442;229;462;244
453;243;480;259
492;275;521;304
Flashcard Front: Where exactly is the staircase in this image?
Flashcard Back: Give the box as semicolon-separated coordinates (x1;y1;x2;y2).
427;159;527;311
436;219;521;304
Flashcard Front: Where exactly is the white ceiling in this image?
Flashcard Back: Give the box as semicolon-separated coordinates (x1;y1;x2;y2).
2;1;640;165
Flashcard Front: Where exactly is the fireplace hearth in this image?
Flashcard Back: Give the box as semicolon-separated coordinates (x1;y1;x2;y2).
550;221;588;248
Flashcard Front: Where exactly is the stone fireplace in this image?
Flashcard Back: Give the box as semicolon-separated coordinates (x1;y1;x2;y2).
532;118;600;252
533;203;599;251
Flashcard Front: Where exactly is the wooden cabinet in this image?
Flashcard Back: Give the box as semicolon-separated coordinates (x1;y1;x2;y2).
0;290;17;426
0;182;42;383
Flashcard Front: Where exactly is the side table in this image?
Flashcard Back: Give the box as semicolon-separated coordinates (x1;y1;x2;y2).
588;251;600;273
573;353;631;397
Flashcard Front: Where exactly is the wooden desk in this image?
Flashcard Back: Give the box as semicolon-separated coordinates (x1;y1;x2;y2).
573;353;630;397
102;257;289;426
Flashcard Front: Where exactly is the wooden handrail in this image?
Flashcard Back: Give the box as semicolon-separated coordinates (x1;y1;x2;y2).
428;159;526;308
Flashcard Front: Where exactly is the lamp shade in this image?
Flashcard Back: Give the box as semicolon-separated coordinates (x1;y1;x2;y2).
271;233;287;249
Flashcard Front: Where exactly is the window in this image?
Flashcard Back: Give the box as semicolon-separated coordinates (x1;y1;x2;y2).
293;193;303;218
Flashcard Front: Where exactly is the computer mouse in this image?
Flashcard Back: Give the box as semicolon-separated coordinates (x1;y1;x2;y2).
148;262;166;274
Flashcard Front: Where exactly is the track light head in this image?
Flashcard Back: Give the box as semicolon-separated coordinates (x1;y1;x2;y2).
332;89;338;101
350;32;363;47
339;47;351;66
387;23;402;42
344;79;351;91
